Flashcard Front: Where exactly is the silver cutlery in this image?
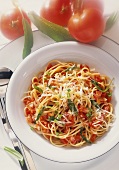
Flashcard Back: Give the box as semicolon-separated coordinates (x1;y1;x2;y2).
0;67;36;170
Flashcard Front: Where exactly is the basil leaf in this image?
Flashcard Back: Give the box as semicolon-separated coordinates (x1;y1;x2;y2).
22;18;33;59
28;11;75;42
4;146;24;166
67;99;78;114
105;11;119;32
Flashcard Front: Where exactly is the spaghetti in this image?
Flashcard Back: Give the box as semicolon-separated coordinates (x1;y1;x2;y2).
22;60;114;147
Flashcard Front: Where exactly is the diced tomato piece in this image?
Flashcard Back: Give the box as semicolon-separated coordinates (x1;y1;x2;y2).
46;63;53;70
94;75;102;82
60;138;68;145
102;105;110;111
107;96;112;102
62;113;75;127
68;134;81;145
32;77;39;83
90;134;97;143
23;96;33;105
80;64;89;72
93;90;102;100
41;120;49;128
78;105;88;113
26;115;33;123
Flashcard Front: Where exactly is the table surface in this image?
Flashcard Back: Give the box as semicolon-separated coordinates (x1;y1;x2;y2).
0;0;119;170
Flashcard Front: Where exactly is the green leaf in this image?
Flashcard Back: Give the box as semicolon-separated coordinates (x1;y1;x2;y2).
28;11;75;42
22;18;33;59
4;146;24;166
105;11;119;32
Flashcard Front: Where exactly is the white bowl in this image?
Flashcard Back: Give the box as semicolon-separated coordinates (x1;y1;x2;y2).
6;41;119;163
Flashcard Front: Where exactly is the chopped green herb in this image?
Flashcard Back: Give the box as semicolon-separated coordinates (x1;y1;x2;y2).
45;106;52;109
80;127;91;144
34;85;43;93
56;113;62;120
48;85;57;89
30;126;34;130
45;71;50;76
48;116;55;121
44;77;47;80
56;132;59;136
91;100;100;109
86;108;92;118
54;111;58;115
67;89;71;92
65;65;77;72
36;106;45;122
67;99;78;114
67;89;71;98
59;94;61;98
107;92;112;97
91;78;113;92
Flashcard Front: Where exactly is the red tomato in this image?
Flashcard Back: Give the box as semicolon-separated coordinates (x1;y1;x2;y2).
68;9;105;43
40;0;73;26
0;8;31;40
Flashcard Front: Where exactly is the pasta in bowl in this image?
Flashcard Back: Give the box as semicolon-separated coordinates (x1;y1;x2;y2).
22;60;114;147
6;41;119;163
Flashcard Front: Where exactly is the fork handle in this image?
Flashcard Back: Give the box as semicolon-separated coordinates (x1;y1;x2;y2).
14;146;28;170
1;117;28;170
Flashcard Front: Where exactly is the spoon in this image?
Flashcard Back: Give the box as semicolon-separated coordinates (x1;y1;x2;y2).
0;67;13;85
0;67;13;96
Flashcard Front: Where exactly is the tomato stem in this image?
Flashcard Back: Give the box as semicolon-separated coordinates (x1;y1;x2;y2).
11;20;19;28
71;0;84;14
60;5;68;14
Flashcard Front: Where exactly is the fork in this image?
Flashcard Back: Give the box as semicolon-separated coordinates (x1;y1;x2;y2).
0;67;36;170
0;96;29;170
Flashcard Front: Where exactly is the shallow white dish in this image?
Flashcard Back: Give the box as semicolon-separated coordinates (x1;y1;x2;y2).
6;41;119;163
